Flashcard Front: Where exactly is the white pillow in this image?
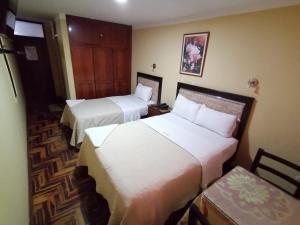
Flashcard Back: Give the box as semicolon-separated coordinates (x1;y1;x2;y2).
171;94;201;122
194;105;237;138
134;83;143;97
134;83;153;102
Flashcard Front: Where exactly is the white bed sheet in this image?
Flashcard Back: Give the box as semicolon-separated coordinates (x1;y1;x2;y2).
79;121;202;225
61;95;151;146
142;113;238;187
108;95;149;122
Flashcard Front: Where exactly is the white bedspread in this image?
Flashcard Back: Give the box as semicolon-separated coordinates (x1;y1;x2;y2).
85;124;118;147
142;113;238;187
61;95;150;146
78;113;238;225
78;121;202;225
108;95;149;122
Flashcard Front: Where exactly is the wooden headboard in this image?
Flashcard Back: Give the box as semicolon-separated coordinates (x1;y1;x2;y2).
176;82;254;142
137;72;163;104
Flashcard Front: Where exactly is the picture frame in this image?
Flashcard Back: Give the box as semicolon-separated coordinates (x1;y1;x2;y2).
179;32;210;77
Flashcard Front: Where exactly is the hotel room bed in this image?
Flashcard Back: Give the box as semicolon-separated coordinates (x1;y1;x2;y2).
61;72;162;146
77;82;254;225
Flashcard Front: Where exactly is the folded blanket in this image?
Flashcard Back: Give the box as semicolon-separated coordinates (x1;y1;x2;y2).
85;124;118;147
66;99;85;107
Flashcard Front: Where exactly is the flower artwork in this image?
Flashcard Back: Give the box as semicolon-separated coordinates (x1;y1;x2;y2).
180;32;210;77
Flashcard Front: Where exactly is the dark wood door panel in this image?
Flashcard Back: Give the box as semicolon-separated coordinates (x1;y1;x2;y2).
93;47;114;97
67;15;132;99
67;15;108;47
75;83;95;99
113;49;131;95
70;46;96;99
106;25;130;49
114;83;131;96
67;15;131;49
93;48;113;82
95;83;115;98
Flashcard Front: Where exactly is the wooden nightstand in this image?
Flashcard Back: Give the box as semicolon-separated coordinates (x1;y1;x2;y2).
148;105;170;117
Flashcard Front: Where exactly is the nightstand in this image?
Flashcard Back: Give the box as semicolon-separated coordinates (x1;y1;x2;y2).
148;105;170;117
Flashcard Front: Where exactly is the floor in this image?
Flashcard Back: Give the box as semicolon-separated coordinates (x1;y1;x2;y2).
27;110;109;225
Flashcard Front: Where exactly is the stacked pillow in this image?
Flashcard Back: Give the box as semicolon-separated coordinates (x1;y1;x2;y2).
135;83;153;102
172;94;237;138
194;105;237;138
172;94;201;122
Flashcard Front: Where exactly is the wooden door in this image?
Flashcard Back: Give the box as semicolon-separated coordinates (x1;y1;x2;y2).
93;47;114;97
71;46;96;99
14;35;56;109
113;49;131;95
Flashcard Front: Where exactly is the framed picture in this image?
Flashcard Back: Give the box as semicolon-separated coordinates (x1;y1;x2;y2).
180;32;210;77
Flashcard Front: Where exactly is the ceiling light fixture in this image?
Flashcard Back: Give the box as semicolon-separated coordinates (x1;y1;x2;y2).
115;0;127;4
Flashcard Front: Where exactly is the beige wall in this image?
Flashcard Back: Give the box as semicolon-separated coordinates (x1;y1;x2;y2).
0;35;29;225
132;6;300;170
44;21;66;98
55;13;76;99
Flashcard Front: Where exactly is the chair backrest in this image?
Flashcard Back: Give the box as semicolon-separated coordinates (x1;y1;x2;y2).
250;148;300;199
188;203;211;225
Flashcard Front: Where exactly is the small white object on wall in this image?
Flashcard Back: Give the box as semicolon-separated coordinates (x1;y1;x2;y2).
24;46;39;61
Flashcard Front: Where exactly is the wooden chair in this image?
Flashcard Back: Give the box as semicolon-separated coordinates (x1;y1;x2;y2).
250;148;300;199
188;203;211;225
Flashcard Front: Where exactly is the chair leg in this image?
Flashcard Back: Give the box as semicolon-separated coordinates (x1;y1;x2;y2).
188;204;211;225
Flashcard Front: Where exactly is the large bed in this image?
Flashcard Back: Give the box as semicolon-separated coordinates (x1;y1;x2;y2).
61;72;163;146
77;83;254;225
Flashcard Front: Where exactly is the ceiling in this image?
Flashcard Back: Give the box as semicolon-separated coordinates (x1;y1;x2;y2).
16;0;300;28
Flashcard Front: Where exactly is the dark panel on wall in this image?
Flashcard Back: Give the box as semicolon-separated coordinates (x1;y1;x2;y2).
66;15;132;99
70;46;96;99
93;47;114;98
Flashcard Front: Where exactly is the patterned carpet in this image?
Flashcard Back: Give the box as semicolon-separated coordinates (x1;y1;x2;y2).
27;111;110;225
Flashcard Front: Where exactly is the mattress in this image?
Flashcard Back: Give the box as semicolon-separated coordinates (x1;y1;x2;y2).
78;113;238;225
60;95;150;146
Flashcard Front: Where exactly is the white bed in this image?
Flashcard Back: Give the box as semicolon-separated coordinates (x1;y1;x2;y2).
79;113;237;225
61;73;162;146
77;83;254;225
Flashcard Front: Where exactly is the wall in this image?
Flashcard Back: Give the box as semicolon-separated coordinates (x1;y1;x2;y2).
54;13;76;99
132;5;300;171
44;20;66;98
0;35;29;225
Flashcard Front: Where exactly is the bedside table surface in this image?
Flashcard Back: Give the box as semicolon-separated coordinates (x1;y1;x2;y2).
148;105;170;117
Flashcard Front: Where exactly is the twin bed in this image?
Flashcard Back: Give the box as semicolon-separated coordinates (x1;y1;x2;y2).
61;72;163;146
76;81;254;225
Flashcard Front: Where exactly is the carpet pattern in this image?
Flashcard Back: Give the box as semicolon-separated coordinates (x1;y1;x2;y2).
27;112;109;225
